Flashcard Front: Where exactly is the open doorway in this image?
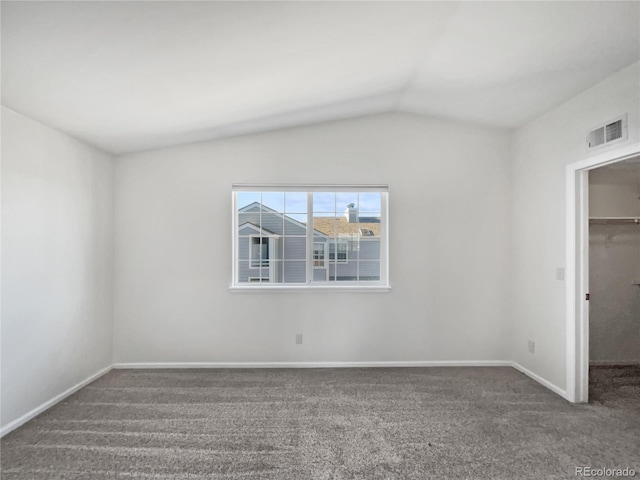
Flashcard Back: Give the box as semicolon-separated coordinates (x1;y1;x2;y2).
587;157;640;410
566;142;640;404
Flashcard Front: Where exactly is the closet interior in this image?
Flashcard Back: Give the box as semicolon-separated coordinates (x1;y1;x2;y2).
588;156;640;411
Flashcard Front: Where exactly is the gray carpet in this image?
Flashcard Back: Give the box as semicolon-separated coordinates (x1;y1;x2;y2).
1;367;639;479
589;364;640;422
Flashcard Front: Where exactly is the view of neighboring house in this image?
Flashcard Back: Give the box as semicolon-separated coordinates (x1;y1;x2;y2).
237;202;381;283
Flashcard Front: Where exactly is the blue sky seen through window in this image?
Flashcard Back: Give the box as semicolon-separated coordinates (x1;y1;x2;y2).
237;192;381;220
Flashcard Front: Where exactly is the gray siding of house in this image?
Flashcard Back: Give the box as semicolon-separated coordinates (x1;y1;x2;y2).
359;239;380;260
282;237;306;260
283;261;306;283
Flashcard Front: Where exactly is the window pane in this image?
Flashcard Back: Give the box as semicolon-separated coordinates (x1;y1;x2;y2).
272;260;284;283
336;192;358;215
359;238;381;260
357;212;381;235
238;211;262;233
332;261;357;281
260;211;284;235
237;260;251;283
358;192;381;213
283;261;306;283
359;261;380;281
313;243;326;267
357;219;381;238
235;188;386;287
313;269;328;281
238;237;250;260
284;216;307;235
313;192;335;214
313;217;335;237
283;237;306;260
250;237;270;268
261;192;284;212
329;240;349;263
337;241;348;260
285;192;307;213
237;192;261;210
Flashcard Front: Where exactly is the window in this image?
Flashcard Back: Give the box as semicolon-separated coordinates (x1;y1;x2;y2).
232;185;389;289
250;236;270;268
328;240;348;263
313;242;326;268
248;277;269;283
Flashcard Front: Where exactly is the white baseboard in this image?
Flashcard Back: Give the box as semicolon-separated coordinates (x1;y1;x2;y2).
113;360;513;369
0;365;112;438
511;361;568;400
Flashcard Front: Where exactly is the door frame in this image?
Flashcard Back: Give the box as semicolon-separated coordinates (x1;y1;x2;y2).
565;142;640;403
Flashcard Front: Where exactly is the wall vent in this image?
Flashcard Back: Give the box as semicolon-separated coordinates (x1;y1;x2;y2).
587;114;627;151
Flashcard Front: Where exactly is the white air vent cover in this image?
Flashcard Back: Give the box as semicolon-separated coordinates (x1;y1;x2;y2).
587;114;628;150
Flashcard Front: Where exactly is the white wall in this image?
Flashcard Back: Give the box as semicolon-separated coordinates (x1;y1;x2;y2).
512;62;640;390
1;107;114;429
589;161;640;364
114;112;512;364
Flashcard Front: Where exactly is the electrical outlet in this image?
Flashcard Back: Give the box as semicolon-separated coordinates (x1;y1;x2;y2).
556;267;565;281
296;334;303;345
528;340;535;354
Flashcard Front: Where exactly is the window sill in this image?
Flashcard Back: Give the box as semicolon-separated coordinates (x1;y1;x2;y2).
229;284;392;293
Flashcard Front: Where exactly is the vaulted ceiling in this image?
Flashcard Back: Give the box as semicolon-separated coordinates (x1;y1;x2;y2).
2;1;639;154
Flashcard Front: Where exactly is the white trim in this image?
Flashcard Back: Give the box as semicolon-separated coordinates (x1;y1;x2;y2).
565;141;640;403
381;190;389;285
511;362;568;400
0;365;112;437
233;184;389;192
569;142;640;171
232;190;238;285
113;360;512;369
566;166;578;402
306;192;313;283
229;284;391;292
233;188;389;288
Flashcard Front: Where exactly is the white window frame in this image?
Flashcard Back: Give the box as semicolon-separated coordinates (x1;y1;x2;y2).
231;184;390;291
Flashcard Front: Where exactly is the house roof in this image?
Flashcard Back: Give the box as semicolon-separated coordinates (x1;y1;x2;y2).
3;1;638;154
238;222;277;236
312;217;380;237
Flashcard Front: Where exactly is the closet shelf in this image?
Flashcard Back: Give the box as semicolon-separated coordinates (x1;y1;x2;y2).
589;217;640;225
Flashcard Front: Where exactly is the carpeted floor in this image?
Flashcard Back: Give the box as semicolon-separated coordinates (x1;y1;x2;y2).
1;367;639;479
589;364;640;422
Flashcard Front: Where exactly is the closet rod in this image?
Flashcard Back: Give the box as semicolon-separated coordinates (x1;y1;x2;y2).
589;217;640;225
